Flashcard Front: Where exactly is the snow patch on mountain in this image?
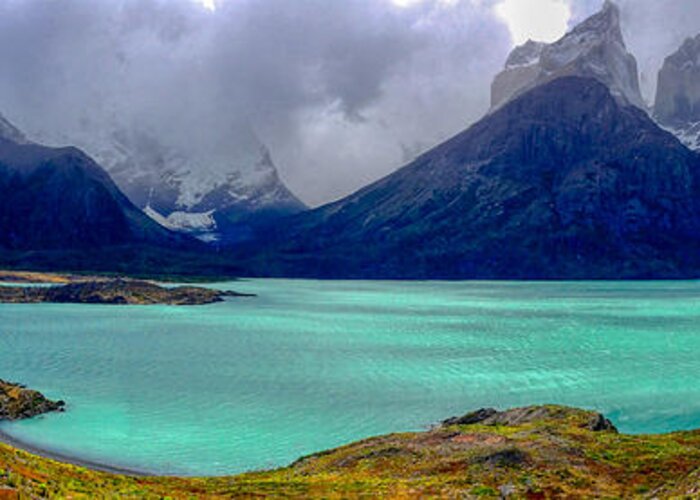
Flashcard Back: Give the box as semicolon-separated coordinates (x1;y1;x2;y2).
491;1;645;111
144;205;218;242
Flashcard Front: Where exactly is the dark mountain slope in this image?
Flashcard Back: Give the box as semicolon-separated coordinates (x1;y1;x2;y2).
243;76;700;279
0;136;185;251
0;118;244;277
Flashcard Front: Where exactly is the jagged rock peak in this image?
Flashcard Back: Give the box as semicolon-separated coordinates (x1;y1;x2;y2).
0;113;29;145
491;0;645;111
567;0;623;43
655;33;700;127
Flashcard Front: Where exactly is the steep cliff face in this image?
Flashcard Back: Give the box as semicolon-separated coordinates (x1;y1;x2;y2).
654;34;700;150
491;1;645;111
243;77;700;279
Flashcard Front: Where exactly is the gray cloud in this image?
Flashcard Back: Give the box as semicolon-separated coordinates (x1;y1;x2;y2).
0;0;697;206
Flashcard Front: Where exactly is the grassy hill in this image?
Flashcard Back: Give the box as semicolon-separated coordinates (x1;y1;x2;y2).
1;405;700;498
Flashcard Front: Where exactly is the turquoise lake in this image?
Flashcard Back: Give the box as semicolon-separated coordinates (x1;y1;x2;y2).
1;279;700;475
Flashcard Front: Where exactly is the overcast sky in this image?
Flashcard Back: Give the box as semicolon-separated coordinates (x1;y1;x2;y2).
0;0;698;206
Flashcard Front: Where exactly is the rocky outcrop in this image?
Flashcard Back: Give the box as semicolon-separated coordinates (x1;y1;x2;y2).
0;380;64;421
443;405;618;433
243;76;700;279
0;279;253;305
654;34;700;150
491;1;644;110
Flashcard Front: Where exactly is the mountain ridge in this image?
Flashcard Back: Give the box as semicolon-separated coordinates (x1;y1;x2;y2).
238;76;700;279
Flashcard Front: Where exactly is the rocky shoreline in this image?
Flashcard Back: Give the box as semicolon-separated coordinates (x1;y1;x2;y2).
0;279;254;306
0;380;65;421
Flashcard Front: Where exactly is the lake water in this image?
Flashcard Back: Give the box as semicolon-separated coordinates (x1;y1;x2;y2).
1;280;700;476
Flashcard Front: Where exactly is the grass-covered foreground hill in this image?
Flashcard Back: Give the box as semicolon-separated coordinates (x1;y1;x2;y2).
2;405;700;498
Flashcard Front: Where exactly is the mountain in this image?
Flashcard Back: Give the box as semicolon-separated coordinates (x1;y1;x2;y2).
0;114;246;276
491;1;645;110
654;34;700;151
46;125;306;244
241;76;700;279
0;125;184;252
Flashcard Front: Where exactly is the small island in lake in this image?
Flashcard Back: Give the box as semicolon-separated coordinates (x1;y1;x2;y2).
0;279;253;306
0;380;64;421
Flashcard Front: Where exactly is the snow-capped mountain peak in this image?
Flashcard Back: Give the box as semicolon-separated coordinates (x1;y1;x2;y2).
491;1;645;111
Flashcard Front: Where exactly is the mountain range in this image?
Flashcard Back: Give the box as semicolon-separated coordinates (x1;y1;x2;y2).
33;122;305;244
2;1;700;280
235;2;700;279
240;76;700;279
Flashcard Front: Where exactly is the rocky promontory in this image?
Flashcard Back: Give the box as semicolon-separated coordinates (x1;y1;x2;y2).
441;405;618;432
0;279;253;306
0;380;65;421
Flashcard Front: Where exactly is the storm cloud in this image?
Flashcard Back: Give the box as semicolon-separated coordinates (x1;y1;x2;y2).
0;0;698;205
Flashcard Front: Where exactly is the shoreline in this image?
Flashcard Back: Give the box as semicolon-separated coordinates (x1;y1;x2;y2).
0;427;155;477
